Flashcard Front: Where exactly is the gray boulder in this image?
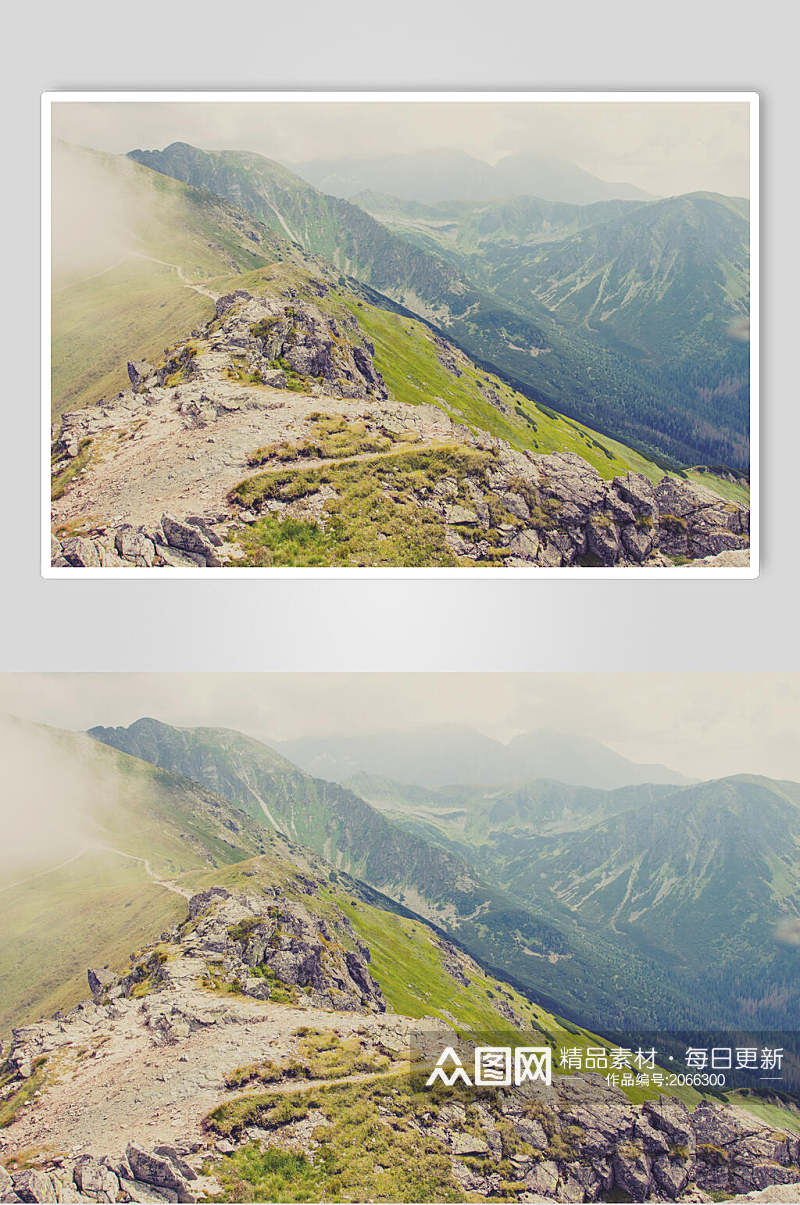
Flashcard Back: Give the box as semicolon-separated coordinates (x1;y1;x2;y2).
125;1146;194;1203
613;472;657;517
127;360;153;390
644;1094;696;1152
154;544;207;568
11;1170;58;1203
184;516;223;547
160;514;221;567
153;1149;197;1183
114;526;156;566
72;1156;120;1200
521;1159;559;1197
586;513;622;565
87;967;116;997
60;537;103;568
612;1144;651;1199
652;1153;692;1196
0;1165;16;1200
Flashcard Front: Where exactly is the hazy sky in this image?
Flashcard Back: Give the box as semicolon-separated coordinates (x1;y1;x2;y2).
51;98;751;198
0;673;795;782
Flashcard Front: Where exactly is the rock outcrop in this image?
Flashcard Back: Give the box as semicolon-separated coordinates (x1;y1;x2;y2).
440;1074;800;1202
2;1144;197;1203
50;289;750;571
5;887;385;1084
5;1072;796;1202
183;886;386;1013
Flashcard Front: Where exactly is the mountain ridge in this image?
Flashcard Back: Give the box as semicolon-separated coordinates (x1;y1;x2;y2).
275;724;691;789
126;141;750;469
292;148;655;206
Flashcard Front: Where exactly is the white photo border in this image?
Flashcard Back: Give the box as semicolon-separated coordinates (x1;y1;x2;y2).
41;90;759;579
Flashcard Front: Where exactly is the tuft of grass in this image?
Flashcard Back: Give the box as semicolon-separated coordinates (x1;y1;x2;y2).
230;445;495;568
205;1074;465;1202
247;414;398;467
207;1144;322;1204
0;1058;46;1128
52;438;94;500
224;1031;391;1090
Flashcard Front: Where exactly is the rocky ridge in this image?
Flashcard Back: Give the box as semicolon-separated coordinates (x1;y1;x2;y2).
1;885;798;1202
50;291;750;569
0;887;420;1201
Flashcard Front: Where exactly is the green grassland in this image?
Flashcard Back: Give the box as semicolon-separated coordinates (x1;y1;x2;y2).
180;853;705;1113
336;293;668;482
724;1092;800;1134
680;468;751;506
0;729;275;1041
52;258;215;420
0;849;183;1040
51;145;280;420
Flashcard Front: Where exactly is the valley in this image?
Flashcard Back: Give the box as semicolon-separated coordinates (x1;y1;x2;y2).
128;142;750;469
87;718;799;1038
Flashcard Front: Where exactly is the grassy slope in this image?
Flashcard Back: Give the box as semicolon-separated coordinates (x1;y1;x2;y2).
179;852;704;1111
220;265;745;502
53;259;215;421
0;849;183;1037
337;293;668;480
681;468;751;506
0;732;273;1041
51;146;276;420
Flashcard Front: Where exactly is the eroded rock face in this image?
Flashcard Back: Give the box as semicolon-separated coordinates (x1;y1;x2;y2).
474;1076;800;1202
215;292;388;402
4;1146;197;1204
186;886;386;1013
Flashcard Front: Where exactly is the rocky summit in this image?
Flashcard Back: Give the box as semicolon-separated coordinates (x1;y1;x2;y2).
50;288;749;569
1;885;798;1203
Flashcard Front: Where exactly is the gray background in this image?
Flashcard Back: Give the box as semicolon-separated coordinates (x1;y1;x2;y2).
4;0;795;673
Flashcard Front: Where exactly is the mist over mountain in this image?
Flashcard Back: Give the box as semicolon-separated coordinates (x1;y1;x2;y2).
292;149;654;206
274;725;690;789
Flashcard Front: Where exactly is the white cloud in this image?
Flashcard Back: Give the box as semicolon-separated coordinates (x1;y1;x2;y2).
0;673;796;783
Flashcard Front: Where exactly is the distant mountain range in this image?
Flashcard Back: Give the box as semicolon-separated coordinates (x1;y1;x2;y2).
275;725;690;789
292;149;655;206
128;142;749;468
88;718;799;1033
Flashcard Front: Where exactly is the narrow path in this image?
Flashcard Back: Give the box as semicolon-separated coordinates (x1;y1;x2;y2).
98;846;193;899
54;252;220;301
131;252;220;301
0;846;192;900
228;1063;411;1101
0;849;89;895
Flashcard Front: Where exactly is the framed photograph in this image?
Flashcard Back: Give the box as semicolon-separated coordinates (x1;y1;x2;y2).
43;92;757;576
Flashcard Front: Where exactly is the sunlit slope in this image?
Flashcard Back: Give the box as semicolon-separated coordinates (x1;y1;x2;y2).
0;722;274;1038
51;143;279;419
207;262;671;485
